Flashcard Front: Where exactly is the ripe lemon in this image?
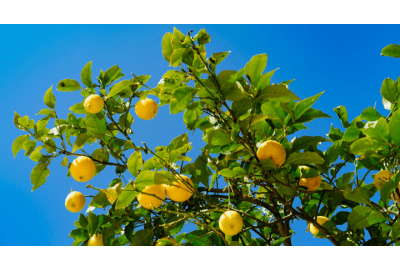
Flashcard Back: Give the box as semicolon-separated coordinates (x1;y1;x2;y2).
65;191;86;212
164;174;194;202
137;185;165;209
84;94;104;114
256;140;286;168
70;156;96;182
135;98;158;120
155;237;179;246
298;166;321;191
373;170;393;190
88;233;104;246
310;216;329;238
219;210;243;236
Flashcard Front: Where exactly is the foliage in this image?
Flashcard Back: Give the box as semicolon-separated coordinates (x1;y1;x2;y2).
12;28;400;246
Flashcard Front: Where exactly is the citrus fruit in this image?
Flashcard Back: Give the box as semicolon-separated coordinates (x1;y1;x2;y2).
135;98;158;120
84;94;104;114
373;170;393;190
137;185;165;209
88;233;104;246
219;210;243;236
155;237;179;246
65;191;86;213
164;174;194;202
309;216;329;238
70;156;96;182
298;166;321;191
256;140;286;168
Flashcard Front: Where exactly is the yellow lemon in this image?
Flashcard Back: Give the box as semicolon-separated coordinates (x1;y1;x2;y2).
164;175;194;202
256;140;286;168
70;156;96;182
137;185;165;209
88;233;104;246
84;94;104;114
310;216;330;238
135;98;158;120
373;170;393;190
155;237;179;246
65;191;86;213
219;210;243;236
299;166;321;191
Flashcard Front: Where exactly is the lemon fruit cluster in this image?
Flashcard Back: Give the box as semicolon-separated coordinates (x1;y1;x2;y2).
84;94;104;114
88;233;104;246
70;156;96;182
135;98;158;120
310;216;329;238
219;210;243;236
298;166;321;191
256;140;286;168
65;191;86;213
155;237;179;246
137;185;166;209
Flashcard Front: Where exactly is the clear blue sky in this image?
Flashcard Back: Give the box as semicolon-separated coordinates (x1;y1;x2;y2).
2;25;400;246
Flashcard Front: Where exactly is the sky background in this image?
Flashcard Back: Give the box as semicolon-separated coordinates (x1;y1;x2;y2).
2;24;400;246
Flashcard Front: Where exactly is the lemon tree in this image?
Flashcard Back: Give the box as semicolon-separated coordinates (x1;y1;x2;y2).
11;28;400;246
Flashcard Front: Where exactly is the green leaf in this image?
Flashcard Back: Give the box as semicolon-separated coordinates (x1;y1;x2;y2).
61;156;68;167
162;32;173;62
218;167;246;178
69;228;89;242
360;107;381;121
261;100;285;127
13;112;23;129
363;117;389;143
195;29;211;45
81;61;93;87
37;109;55;117
205;129;232;146
127;151;142;177
244;54;268;86
104;65;122;85
115;182;139;210
381;44;400;58
169;133;189;151
324;140;341;166
210;51;230;65
172;27;186;49
291;136;329;153
392;219;400;241
255;85;300;104
107;80;135;98
170;86;196;114
389;109;400;146
294;108;331;124
349;137;388;155
31;162;50;191
87;211;99;236
294;91;323;120
69;103;86;114
343;186;371;206
130;229;154;246
44;86;56;109
57;79;81;92
231;98;252;119
170;48;186;67
23;140;36;156
285;151;325;165
380;78;397;104
72;132;90;153
135;171;173;189
257;68;278;90
380;173;400;204
348;205;386;230
89;191;111;208
12;135;30;158
270;236;291;246
342;126;361;141
333;105;350;128
85;113;106;141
